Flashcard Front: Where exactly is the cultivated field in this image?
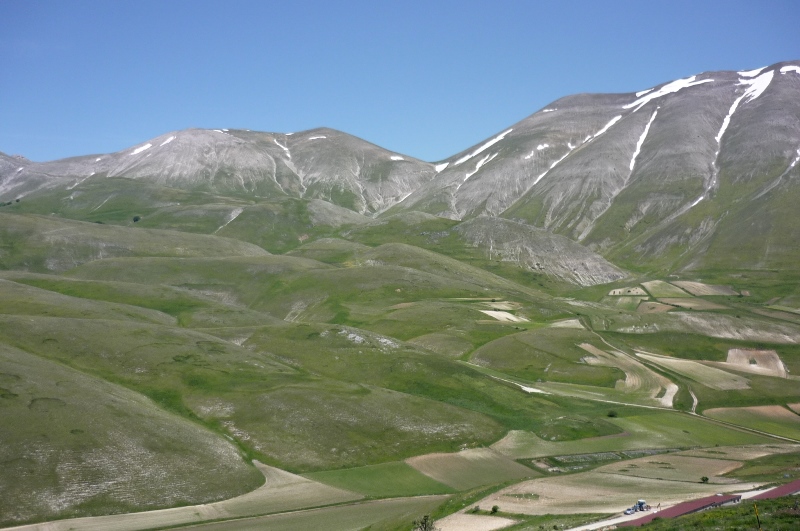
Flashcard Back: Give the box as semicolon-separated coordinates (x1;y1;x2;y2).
720;349;788;378
636;351;750;390
641;281;692;298
596;454;744;484
578;343;677;407
492;412;777;459
405;448;537;490
670;281;739;296
608;287;648;296
658;297;728;311
436;513;519;531
474;471;760;515
637;301;674;313
704;406;800;441
304;461;454;497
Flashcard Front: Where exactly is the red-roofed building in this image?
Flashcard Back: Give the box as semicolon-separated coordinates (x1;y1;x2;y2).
619;494;741;527
750;478;800;500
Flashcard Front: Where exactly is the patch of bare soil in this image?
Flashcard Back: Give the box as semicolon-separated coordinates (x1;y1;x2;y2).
437;513;519;531
726;349;786;377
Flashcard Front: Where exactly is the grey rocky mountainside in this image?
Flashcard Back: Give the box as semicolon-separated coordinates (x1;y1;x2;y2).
2;59;798;276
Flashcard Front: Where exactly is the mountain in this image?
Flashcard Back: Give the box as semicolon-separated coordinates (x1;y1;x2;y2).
3;61;799;275
0;128;436;216
394;60;800;271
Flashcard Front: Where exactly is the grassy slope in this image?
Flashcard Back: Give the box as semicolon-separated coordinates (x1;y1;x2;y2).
4;176;800;526
0;344;263;528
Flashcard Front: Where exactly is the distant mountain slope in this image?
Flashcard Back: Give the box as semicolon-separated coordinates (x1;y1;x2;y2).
2;60;798;272
0;128;436;216
393;60;800;270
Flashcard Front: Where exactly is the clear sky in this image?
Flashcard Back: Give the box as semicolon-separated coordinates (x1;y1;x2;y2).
1;0;798;162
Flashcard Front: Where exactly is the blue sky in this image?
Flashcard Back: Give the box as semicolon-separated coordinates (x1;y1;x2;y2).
1;0;798;162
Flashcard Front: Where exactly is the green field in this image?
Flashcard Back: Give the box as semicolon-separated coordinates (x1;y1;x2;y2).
4;172;800;528
304;461;455;497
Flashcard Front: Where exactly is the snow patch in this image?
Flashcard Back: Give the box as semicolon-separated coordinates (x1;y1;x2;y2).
434;162;449;172
524;144;550;160
592;115;622;139
130;144;152;155
739;66;766;78
542;108;557;113
307;136;326;140
159;136;175;147
716;70;774;145
533;145;574;186
453;128;512;166
390;155;404;161
740;69;774;103
95;158;101;162
630;108;658;171
460;152;497;187
636;87;654;97
274;138;291;159
781;65;800;75
624;75;714;112
16;167;23;172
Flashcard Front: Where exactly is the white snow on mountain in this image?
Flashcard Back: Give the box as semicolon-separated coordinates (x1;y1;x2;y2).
738;66;766;78
630;108;658;172
624;75;714;112
307;136;326;140
453;129;512;166
130;144;152;155
160;136;176;147
434;162;449;173
780;65;800;75
390;155;404;161
591;115;622;139
274;138;291;158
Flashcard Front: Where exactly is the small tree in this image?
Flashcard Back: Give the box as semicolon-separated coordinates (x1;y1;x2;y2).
491;505;499;514
412;514;438;531
701;476;709;483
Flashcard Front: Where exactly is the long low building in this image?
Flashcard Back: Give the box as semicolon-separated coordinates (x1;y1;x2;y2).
750;478;800;500
619;494;741;527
